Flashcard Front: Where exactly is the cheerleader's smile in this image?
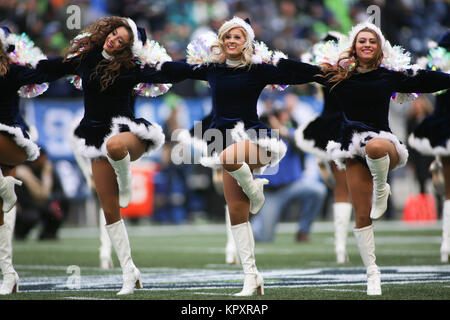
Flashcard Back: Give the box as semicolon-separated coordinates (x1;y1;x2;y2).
355;31;379;62
223;27;246;59
103;26;130;54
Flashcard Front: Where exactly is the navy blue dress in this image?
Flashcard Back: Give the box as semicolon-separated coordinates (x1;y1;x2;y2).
278;59;450;169
0;63;57;161
408;84;450;156
161;61;307;171
295;86;344;161
38;49;182;159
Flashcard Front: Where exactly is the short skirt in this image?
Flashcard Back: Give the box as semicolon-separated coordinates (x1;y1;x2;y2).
70;116;165;159
175;120;287;175
408;107;450;156
326;118;409;170
0;117;39;161
294;112;344;162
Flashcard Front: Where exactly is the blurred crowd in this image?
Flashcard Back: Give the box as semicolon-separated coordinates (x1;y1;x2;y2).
0;0;448;75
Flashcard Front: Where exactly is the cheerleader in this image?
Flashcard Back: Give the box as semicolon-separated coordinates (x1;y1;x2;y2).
176;112;240;265
37;16;179;295
295;32;352;264
161;17;304;296
277;22;450;295
408;30;450;263
0;26;56;295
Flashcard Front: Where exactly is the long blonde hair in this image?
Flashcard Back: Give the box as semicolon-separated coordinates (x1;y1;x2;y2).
64;16;136;91
210;24;254;68
320;28;384;89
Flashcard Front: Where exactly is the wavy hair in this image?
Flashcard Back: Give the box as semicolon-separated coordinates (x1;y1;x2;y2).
64;16;136;91
0;40;9;76
210;24;254;68
320;28;384;89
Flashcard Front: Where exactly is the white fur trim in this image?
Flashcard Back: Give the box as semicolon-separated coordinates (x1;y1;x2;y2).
326;130;409;170
221;16;254;42
348;21;385;49
294;117;331;161
71;116;165;159
230;121;288;168
68;116;93;183
408;133;450;156
126;18;143;55
199;152;222;169
271;51;288;66
175;128;208;155
0;123;40;161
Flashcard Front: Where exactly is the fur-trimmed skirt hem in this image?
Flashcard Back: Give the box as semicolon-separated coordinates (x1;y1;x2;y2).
294;113;344;162
408;133;450;156
70;116;165;159
407;109;450;156
175;121;287;175
326;130;409;170
0;122;40;161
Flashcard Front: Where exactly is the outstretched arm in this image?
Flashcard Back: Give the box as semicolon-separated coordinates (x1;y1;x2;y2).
10;58;76;87
135;60;209;84
265;58;328;86
34;57;80;81
395;69;450;93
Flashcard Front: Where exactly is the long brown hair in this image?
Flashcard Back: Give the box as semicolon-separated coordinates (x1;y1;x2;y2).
0;41;9;76
320;28;384;89
64;16;136;91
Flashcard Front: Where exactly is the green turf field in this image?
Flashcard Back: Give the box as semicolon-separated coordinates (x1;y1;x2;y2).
1;220;449;302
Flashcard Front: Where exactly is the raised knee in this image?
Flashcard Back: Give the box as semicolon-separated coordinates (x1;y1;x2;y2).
106;137;127;160
220;152;240;172
365;139;389;159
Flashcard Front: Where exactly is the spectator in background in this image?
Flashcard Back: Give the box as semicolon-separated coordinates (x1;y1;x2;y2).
14;148;68;241
252;98;327;243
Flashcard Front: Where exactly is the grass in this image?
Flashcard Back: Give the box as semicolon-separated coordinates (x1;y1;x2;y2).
1;220;449;305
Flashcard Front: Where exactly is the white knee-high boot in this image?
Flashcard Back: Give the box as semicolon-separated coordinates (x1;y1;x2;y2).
353;224;381;295
225;205;239;265
99;209;113;269
105;219;142;295
107;154;132;208
440;200;450;263
231;222;264;296
366;155;391;220
4;205;16;243
0;223;19;295
333;202;352;264
227;163;269;214
0;170;22;213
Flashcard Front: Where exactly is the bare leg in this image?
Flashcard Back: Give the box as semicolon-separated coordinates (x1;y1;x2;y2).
220;141;267;296
91;132;147;295
221;141;269;215
0;134;28;167
0;134;26;214
0;134;26;296
346;158;381;295
331;162;352;264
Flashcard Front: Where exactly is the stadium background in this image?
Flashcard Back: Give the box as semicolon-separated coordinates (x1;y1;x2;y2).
1;0;449;227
